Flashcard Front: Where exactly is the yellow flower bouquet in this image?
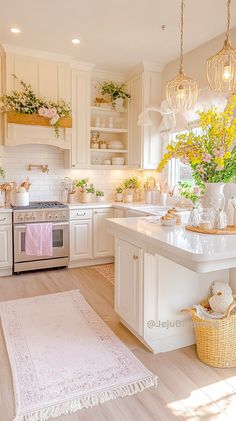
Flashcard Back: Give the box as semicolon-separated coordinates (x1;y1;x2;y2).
157;95;236;185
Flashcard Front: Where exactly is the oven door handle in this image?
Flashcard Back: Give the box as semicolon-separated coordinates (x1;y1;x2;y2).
14;222;69;230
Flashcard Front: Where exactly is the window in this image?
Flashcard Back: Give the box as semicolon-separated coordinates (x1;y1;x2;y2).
168;127;201;188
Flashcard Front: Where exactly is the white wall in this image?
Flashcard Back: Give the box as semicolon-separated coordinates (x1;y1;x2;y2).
162;27;236;91
0;144;142;202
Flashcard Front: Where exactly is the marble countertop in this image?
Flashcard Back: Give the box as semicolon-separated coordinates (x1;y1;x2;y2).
107;217;236;273
0;206;12;213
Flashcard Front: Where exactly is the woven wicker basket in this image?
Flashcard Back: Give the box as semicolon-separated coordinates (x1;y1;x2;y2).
183;299;236;368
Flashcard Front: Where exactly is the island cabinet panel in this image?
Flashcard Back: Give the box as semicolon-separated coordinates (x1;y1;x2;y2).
115;238;143;334
93;208;114;258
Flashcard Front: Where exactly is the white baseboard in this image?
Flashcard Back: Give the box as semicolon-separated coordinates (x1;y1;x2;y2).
0;267;13;277
69;256;114;268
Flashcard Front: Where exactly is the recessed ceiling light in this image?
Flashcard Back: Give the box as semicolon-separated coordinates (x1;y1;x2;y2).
72;38;80;45
10;27;21;34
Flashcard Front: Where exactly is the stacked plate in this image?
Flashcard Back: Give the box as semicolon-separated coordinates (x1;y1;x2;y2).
112;157;125;165
108;140;124;150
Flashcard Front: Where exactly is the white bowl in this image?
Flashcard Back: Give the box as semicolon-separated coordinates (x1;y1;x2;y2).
108;141;124;150
112;157;125;165
161;218;175;227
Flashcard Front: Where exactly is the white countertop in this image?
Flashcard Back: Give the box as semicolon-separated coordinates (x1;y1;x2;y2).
68;201;189;214
0;206;12;213
107;217;236;273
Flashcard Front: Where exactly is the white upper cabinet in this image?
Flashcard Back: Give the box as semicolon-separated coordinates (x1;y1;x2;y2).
5;53;71;102
4;52;72;149
128;75;142;169
127;68;163;170
65;70;90;169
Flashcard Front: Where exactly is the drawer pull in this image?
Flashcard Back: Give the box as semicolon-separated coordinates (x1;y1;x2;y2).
133;254;139;260
0;217;7;222
77;212;86;216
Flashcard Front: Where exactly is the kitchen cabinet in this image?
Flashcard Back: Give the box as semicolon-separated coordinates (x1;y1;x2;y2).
5;53;71;102
113;208;125;218
127;69;163;170
65;70;90;169
4;52;72;148
0;213;12;276
70;220;92;261
115;238;143;334
93;208;114;257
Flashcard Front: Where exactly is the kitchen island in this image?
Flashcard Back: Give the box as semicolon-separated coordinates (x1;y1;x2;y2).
107;217;236;353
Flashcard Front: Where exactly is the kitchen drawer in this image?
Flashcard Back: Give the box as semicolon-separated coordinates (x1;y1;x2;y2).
0;213;12;225
70;209;92;220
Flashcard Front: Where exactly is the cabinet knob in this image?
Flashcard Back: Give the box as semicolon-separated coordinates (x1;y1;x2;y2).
0;217;6;222
72;164;76;168
133;254;138;260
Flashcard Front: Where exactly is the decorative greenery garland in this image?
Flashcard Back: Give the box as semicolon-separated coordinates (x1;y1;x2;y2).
1;75;71;137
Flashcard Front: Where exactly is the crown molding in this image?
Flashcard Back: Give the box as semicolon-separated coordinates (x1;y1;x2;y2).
91;68;125;82
125;61;164;80
2;44;74;63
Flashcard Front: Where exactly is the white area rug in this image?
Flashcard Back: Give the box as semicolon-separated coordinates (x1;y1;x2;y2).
93;263;115;284
0;290;158;421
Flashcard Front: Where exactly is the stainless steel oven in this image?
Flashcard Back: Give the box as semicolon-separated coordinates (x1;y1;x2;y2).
13;202;69;273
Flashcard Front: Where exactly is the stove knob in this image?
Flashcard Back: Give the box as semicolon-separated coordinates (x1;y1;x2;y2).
26;215;30;221
62;213;66;219
31;214;36;220
48;214;52;220
18;215;24;221
54;214;59;219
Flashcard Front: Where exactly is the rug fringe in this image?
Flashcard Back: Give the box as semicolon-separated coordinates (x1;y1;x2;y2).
13;375;158;421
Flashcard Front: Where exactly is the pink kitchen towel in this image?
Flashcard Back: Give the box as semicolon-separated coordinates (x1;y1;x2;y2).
42;223;53;256
25;224;53;256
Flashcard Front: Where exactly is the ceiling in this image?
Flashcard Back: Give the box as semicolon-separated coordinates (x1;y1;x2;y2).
1;0;236;73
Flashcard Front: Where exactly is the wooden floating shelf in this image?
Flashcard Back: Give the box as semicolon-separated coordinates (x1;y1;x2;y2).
90;127;128;133
7;111;72;128
90;149;128;153
186;225;236;235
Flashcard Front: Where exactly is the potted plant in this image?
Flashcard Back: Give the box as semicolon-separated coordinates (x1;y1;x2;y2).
1;75;71;137
74;178;95;203
123;177;141;203
95;190;105;202
157;95;236;209
99;81;131;111
115;186;123;202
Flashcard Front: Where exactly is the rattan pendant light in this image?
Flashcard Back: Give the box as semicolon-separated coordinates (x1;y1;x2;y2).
206;0;236;93
166;0;198;112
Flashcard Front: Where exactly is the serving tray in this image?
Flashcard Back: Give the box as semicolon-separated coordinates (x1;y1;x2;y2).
186;225;236;235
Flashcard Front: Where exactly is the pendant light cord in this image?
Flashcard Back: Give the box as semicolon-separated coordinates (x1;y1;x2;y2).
180;0;184;72
226;0;231;41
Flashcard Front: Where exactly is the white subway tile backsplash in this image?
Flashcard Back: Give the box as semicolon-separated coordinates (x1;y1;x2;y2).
0;144;142;202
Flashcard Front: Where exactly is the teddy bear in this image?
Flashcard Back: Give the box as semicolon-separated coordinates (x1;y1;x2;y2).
209;281;234;314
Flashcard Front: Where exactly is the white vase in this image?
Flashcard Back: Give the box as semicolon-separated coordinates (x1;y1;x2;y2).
96;196;105;202
201;183;225;210
114;97;124;111
115;193;123;202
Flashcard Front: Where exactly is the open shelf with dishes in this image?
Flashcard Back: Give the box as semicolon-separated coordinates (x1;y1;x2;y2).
89;78;129;168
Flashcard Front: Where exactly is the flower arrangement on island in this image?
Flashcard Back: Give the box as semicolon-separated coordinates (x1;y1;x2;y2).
157;95;236;186
1;75;71;137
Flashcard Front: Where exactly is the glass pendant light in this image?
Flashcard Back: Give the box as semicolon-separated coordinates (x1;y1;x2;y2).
166;0;198;112
206;0;236;93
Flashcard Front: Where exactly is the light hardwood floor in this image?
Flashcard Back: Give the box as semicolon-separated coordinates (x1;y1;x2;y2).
0;267;236;421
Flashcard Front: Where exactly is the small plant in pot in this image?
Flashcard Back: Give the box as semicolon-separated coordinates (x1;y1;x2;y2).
99;81;131;111
123;177;141;203
74;178;95;203
115;186;123;202
95;190;105;202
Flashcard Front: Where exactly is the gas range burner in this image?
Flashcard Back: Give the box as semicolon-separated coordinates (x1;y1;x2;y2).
13;201;68;211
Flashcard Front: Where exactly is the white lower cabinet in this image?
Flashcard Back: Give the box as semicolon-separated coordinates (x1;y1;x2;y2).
69;207;114;266
70;220;92;261
115;238;143;334
93;208;114;257
0;215;12;276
